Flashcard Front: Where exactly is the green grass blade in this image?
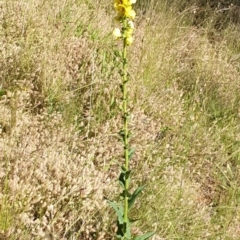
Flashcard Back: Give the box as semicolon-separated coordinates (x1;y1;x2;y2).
133;231;155;240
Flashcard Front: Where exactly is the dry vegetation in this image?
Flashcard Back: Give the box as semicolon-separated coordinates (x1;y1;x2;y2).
0;0;240;239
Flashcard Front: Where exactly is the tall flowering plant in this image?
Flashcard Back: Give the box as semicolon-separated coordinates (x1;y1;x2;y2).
108;1;155;239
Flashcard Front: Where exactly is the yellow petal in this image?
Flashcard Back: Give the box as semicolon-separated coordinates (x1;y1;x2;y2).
126;36;133;45
126;9;136;19
125;28;133;38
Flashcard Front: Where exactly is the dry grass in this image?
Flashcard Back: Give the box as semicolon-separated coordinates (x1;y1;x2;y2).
0;0;240;239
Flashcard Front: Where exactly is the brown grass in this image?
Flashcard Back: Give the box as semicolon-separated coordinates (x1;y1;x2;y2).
0;0;240;239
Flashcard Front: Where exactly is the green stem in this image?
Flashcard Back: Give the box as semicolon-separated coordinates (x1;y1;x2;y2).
123;19;130;236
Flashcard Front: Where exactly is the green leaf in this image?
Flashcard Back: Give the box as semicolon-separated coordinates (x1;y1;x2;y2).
120;83;124;91
107;201;124;224
126;223;131;240
119;204;124;217
121;166;126;171
119;172;125;189
116;223;124;238
118;130;125;144
118;219;131;240
119;129;125;137
125;169;131;181
116;234;122;239
124;112;130;119
128;148;135;160
119;166;127;188
133;232;155;240
128;186;145;209
119;166;131;188
127;131;132;139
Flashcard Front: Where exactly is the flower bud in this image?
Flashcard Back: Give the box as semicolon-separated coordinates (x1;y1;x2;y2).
128;20;134;29
113;28;122;39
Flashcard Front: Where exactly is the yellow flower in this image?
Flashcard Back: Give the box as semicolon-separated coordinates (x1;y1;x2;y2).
113;28;122;38
125;28;133;38
114;4;124;15
115;4;133;18
125;9;136;19
126;36;133;45
113;0;136;44
123;0;133;5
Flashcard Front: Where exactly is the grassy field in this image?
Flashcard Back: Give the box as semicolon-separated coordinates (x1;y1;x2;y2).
0;0;240;239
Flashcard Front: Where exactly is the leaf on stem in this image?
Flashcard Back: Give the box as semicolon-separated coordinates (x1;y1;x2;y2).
107;201;124;224
128;186;145;209
126;222;132;239
128;148;135;160
119;172;125;189
118;129;125;143
120;83;124;91
127;131;132;139
119;166;131;188
125;169;131;181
